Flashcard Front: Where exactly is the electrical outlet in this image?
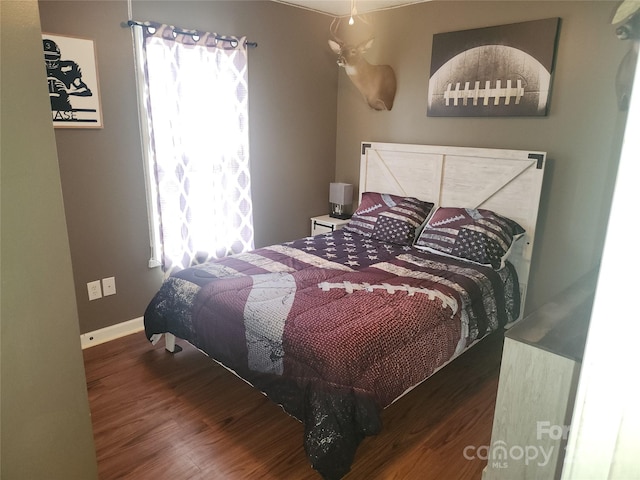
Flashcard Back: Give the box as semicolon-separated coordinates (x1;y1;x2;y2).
87;280;102;301
102;276;116;296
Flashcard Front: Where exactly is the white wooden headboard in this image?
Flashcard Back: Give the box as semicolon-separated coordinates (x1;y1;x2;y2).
360;142;545;318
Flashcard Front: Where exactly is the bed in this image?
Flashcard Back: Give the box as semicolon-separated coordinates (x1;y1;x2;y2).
143;142;546;479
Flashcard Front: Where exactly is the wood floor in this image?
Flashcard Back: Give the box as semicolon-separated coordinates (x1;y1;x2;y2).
83;330;505;480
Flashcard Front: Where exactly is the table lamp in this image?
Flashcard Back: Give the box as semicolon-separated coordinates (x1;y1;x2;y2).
329;182;353;219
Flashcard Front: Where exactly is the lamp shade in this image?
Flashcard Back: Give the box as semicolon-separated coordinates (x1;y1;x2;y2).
329;183;353;205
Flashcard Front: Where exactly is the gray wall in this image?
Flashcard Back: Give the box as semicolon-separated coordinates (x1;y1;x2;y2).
38;0;339;334
38;1;629;333
1;0;98;477
333;1;628;315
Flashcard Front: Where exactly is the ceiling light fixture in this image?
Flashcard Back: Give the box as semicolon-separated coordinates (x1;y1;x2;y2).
349;0;357;25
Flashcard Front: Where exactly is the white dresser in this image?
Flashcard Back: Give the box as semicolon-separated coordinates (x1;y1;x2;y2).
483;273;596;480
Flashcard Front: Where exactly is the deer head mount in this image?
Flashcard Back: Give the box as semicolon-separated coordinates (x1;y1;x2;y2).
328;17;397;111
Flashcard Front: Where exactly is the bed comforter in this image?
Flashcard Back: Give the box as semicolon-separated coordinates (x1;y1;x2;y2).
144;230;520;479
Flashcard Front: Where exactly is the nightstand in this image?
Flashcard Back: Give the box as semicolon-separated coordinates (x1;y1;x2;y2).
310;215;350;236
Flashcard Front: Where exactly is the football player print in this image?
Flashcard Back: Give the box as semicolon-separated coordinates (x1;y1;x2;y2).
43;38;93;112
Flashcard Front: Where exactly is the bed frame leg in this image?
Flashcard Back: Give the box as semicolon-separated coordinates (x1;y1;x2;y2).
162;333;182;353
150;333;182;353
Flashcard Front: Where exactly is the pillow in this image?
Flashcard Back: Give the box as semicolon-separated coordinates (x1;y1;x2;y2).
344;192;434;245
414;207;525;269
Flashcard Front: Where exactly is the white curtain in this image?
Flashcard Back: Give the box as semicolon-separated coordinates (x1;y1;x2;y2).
135;22;254;272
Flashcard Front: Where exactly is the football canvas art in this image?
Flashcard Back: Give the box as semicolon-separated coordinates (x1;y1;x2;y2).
427;18;560;117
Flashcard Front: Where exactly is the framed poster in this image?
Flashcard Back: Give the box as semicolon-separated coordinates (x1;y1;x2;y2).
42;33;103;128
427;18;561;117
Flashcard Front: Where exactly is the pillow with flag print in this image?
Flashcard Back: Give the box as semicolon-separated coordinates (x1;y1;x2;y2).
344;192;434;245
414;207;525;269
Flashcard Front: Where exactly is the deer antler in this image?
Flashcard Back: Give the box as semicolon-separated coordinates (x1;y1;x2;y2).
357;13;373;27
329;17;343;44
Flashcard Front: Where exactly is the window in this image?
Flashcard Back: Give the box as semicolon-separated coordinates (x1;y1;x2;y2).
133;22;254;272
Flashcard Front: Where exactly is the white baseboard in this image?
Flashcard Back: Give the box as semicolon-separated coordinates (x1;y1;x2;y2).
81;317;144;349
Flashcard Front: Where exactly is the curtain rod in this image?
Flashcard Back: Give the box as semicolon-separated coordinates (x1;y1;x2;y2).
126;20;258;48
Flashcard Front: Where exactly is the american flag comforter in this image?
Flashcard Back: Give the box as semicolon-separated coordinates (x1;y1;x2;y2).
144;230;520;479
